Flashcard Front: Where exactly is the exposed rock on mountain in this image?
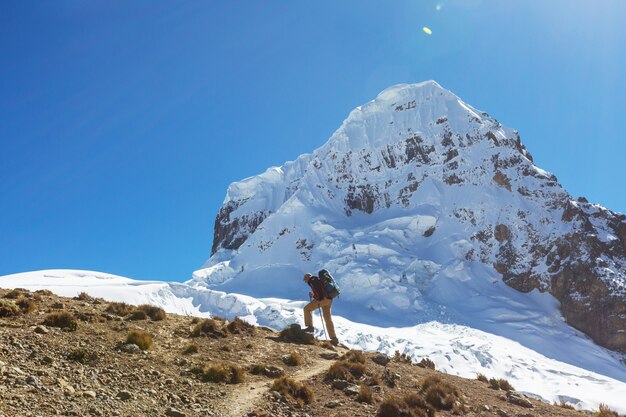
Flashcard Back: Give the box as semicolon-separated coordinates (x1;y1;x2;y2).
200;81;626;353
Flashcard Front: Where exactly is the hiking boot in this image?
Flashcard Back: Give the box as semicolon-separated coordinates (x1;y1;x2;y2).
303;326;315;333
330;337;339;346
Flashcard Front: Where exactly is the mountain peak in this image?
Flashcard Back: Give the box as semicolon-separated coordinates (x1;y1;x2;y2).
331;80;496;153
202;81;626;356
374;80;447;101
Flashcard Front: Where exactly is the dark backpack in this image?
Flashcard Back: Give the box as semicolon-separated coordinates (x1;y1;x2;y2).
318;269;340;299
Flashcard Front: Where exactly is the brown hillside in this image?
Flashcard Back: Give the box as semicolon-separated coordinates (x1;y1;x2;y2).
0;288;619;417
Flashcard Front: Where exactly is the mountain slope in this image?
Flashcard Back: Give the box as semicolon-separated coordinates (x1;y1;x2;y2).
4;269;625;413
0;287;623;416
197;81;626;353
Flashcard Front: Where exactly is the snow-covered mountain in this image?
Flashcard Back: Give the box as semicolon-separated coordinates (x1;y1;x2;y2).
2;81;626;412
197;80;626;353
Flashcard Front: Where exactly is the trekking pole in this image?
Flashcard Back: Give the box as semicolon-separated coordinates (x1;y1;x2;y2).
318;304;329;341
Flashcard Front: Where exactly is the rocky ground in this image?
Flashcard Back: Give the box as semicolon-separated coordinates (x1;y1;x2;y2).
0;288;620;417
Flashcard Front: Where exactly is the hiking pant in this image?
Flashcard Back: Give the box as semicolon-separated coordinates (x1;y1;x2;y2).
303;298;336;339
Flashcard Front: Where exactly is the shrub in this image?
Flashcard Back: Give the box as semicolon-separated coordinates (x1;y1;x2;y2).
190;316;202;324
16;296;37;314
421;375;442;391
416;358;435;370
377;397;404;417
250;364;268;375
68;348;99;365
105;302;135;316
126;330;153;350
128;309;148;321
182;342;199;355
0;299;20;317
136;304;166;321
278;326;315;345
424;382;458;410
198;364;245;384
2;293;36;315
342;350;366;364
421;376;458;410
596;404;620;417
364;373;382;387
377;395;432;417
75;292;93;301
35;289;54;296
190;318;226;338
357;384;374;404
283;351;302;366
225;317;254;335
382;368;400;388
318;340;335;350
556;401;575;410
271;376;313;404
393;350;413;364
326;360;368;382
476;373;489;383
403;393;430;411
43;312;78;331
488;377;514;391
4;289;28;299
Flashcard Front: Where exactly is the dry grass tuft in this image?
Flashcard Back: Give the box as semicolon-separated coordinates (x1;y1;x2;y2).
75;292;94;301
416;357;435;370
283;351;302;366
556;401;576;410
35;289;54;296
43;311;78;331
318;340;335;350
342;349;366;364
393;350;413;364
105;302;135;316
488;377;515;392
126;330;153;350
249;364;268;375
0;299;21;317
136;304;167;321
128;309;148;321
190;318;226;338
0;296;36;316
377;394;433;417
3;289;29;299
326;360;368;382
198;363;245;384
16;296;37;314
225;317;255;335
421;375;443;391
357;384;375;404
421;375;459;410
67;348;99;365
182;342;199;355
596;404;620;417
476;373;489;383
270;376;313;404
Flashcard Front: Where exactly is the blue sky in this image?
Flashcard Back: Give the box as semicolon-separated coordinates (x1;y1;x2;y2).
1;1;625;282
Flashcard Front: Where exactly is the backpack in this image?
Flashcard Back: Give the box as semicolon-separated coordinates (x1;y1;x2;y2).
318;269;340;299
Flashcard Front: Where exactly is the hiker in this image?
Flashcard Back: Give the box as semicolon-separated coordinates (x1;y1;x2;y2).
302;272;338;345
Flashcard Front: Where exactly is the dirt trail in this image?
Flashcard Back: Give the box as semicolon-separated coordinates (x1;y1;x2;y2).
226;346;346;417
